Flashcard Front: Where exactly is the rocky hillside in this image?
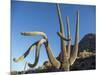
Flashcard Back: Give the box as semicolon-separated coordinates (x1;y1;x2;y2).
79;33;96;52
71;55;95;70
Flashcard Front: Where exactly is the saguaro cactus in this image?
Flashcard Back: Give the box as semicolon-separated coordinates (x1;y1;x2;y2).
56;4;79;71
13;4;79;71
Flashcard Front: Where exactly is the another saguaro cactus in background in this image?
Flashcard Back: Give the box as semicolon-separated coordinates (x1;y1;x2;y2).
13;4;79;71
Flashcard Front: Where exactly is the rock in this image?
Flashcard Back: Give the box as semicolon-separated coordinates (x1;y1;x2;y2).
71;56;96;70
79;33;96;52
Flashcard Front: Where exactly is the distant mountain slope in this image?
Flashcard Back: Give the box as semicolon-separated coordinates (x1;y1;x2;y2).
79;33;96;52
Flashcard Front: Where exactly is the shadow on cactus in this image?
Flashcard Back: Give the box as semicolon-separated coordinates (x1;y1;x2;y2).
13;4;79;71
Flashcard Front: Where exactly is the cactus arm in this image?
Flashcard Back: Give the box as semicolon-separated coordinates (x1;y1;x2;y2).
66;16;71;59
56;4;64;34
44;40;61;69
56;4;67;63
20;31;60;68
28;39;46;68
69;11;79;65
28;39;60;69
21;32;48;40
57;32;71;41
13;32;47;63
13;41;38;63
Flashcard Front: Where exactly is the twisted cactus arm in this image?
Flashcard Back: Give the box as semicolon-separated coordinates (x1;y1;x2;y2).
13;41;38;63
28;38;60;69
21;32;48;40
28;39;47;68
70;11;79;65
57;32;71;41
19;31;60;69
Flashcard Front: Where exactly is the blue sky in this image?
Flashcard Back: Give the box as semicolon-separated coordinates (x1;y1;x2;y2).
11;1;96;71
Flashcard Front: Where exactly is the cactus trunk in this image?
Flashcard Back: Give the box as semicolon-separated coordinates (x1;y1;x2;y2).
56;4;69;70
